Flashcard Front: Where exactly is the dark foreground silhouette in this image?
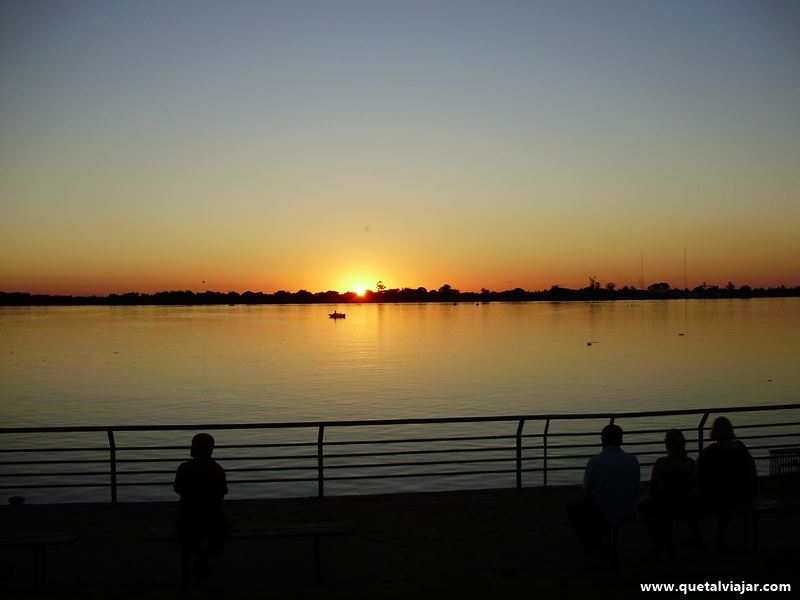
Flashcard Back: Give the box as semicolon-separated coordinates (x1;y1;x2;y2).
569;417;762;556
638;428;702;552
697;416;758;547
567;424;640;548
174;433;228;577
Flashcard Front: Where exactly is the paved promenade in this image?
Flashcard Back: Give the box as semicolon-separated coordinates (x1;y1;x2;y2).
1;477;798;599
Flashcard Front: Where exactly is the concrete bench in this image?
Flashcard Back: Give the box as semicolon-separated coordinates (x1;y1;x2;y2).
0;532;78;590
144;522;353;584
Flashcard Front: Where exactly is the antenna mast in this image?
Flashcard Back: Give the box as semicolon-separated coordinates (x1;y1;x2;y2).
640;251;644;290
684;247;688;291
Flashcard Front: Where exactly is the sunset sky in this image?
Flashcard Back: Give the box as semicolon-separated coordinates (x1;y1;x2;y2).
1;0;799;295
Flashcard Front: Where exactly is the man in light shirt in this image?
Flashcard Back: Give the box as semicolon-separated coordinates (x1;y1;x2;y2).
567;423;640;548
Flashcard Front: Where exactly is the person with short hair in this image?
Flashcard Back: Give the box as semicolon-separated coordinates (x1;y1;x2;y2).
174;433;229;576
567;424;640;548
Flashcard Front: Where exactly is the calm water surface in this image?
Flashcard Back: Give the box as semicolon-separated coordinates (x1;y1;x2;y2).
1;299;798;501
2;299;798;425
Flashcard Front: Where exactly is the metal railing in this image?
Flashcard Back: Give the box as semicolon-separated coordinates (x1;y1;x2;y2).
1;403;798;503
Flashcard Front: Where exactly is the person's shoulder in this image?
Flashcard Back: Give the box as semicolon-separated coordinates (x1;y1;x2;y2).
730;440;754;458
699;442;720;458
585;452;603;469
624;450;640;465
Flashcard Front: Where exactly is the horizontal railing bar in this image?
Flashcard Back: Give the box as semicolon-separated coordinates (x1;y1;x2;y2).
0;471;111;478
2;403;797;434
0;482;112;489
2;457;783;489
528;453;597;461
724;421;800;430
323;468;519;482
115;465;317;476
108;435;518;452
1;423;778;455
323;434;515;446
1;459;113;466
322;456;515;470
112;456;517;477
745;444;800;452
733;432;800;441
525;465;585;473
0;447;110;453
117;442;319;451
116;477;321;486
116;455;316;463
0;478;317;489
93;469;526;486
531;439;673;451
325;446;513;459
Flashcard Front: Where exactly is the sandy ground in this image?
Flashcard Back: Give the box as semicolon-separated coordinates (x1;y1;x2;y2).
1;477;798;599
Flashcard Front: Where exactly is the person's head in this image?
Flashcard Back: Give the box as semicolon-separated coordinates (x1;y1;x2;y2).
710;417;735;443
190;433;215;459
664;428;686;456
601;424;623;448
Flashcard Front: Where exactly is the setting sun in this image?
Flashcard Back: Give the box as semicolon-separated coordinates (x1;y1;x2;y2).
341;277;374;296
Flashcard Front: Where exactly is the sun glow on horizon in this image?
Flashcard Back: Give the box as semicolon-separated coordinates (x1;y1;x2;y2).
341;276;375;297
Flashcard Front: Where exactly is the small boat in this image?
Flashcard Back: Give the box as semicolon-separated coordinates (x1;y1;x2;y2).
329;311;346;319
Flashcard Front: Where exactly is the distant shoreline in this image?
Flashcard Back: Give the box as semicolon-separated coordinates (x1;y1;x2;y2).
2;284;798;306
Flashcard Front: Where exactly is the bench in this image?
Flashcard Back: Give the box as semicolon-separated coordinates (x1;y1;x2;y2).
610;498;795;561
144;522;353;584
0;532;78;590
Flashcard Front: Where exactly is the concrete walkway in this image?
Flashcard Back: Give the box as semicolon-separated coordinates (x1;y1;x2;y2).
1;477;798;599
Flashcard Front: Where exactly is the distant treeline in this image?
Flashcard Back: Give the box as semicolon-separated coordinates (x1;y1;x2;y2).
2;281;799;306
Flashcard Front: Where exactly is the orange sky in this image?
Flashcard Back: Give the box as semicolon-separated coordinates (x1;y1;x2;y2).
2;2;799;295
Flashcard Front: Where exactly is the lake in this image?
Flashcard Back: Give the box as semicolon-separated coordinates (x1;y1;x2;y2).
1;299;799;501
3;299;799;424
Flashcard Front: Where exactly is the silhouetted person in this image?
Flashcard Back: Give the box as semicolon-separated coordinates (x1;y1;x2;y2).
567;424;640;548
639;429;701;553
174;433;228;576
697;416;757;547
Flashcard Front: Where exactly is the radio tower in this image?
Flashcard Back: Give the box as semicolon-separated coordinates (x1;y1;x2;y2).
640;251;644;290
684;247;688;291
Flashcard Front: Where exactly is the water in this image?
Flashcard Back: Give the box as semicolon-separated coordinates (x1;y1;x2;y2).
1;299;799;502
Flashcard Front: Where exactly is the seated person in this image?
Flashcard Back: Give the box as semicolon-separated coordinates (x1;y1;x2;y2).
697;416;757;547
639;428;701;552
568;424;640;548
698;416;757;508
174;433;229;575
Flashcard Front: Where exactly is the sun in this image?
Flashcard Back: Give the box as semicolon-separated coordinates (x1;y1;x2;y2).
340;276;373;296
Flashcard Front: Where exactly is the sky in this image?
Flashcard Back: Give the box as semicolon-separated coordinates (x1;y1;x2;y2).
1;0;799;295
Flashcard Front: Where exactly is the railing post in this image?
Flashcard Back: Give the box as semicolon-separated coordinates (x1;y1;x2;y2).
107;429;117;504
543;418;551;487
317;425;325;498
697;412;710;454
515;419;525;489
